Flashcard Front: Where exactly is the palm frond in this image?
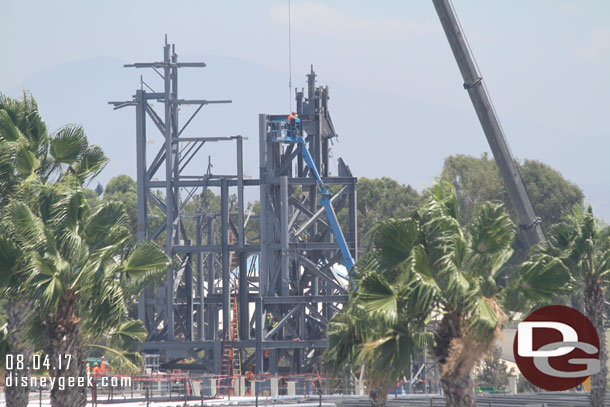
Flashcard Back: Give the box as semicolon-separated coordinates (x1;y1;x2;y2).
121;242;169;280
0;109;23;142
358;272;398;325
468;202;515;255
7;200;47;251
109;320;147;349
71;145;108;183
49;125;88;164
372;218;419;269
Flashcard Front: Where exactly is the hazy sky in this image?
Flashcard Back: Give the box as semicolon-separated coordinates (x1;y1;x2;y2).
2;1;610;215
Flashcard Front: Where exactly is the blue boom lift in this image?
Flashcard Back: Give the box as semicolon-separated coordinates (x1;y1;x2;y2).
271;117;355;280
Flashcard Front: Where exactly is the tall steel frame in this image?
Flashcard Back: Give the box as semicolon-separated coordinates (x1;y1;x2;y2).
111;41;356;375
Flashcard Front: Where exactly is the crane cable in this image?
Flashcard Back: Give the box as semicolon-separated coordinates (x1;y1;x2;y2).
288;0;293;111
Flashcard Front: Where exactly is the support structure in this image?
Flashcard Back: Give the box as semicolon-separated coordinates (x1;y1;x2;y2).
111;42;356;375
257;67;357;373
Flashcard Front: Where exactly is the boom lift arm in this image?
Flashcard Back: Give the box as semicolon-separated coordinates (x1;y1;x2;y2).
432;0;545;247
273;119;356;276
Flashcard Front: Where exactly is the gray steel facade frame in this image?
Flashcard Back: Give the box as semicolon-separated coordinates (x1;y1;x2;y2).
111;42;357;375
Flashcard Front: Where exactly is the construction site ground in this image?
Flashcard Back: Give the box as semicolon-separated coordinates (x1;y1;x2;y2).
2;392;610;406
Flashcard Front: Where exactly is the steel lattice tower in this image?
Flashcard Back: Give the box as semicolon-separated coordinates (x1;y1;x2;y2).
111;41;357;374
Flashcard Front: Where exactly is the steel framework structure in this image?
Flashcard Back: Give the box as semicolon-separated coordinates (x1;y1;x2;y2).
111;41;357;375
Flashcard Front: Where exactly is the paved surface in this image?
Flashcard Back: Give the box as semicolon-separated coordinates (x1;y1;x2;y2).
2;392;610;406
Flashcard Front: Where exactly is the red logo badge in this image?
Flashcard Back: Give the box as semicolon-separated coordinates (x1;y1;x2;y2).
513;305;600;391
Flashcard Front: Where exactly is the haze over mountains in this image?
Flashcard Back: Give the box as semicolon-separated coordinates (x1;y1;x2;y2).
7;55;610;221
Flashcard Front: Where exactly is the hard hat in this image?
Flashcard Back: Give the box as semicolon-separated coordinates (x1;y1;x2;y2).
93;362;98;366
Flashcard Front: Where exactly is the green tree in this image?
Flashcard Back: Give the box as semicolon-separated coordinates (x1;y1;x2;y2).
325;245;433;406
534;206;609;407
356;177;420;246
440;154;584;261
0;92;102;407
475;346;511;390
103;175;138;236
354;183;569;407
0;182;169;407
0;92;169;407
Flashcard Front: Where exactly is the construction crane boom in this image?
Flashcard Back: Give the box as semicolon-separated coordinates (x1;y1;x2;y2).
432;0;545;247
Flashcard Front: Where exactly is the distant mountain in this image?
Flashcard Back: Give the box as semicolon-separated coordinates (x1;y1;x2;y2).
7;55;610;221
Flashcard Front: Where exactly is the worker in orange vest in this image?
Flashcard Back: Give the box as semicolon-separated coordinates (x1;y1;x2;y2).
91;363;102;379
286;111;297;125
100;356;110;376
286;111;299;139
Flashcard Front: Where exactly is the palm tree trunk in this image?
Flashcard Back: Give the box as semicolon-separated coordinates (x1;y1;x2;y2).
585;279;607;407
5;299;32;407
440;371;475;407
45;295;87;407
368;380;390;407
434;314;477;407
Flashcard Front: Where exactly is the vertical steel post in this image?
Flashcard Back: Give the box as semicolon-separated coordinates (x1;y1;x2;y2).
255;297;264;374
432;0;545;246
185;252;194;341
163;42;175;340
258;115;269;297
280;176;290;296
207;216;217;340
135;89;148;324
237;137;249;340
196;215;205;340
221;178;230;340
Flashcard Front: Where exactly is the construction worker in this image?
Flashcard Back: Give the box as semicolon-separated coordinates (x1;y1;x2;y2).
286;111;299;139
91;362;102;379
100;356;110;376
91;362;101;406
286;111;297;125
266;313;274;331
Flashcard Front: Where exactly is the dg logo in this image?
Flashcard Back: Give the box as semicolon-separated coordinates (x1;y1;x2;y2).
513;305;600;391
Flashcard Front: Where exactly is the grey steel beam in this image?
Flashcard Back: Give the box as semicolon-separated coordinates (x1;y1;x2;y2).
163;42;175;340
432;0;545;246
263;295;348;304
146;177;351;188
196;216;204;340
184;254;194;341
255;297;263;374
237;137;250;340
258;114;269;297
172;244;259;253
280;176;290;296
265;306;299;340
206;216;217;340
172;99;232;105
220;178;230;341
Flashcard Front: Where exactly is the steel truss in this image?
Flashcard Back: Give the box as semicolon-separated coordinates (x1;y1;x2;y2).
111;42;357;375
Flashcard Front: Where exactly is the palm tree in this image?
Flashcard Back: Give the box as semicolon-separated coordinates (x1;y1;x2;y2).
350;183;569;407
0;93;108;407
0;93;168;407
0;92;51;407
325;198;441;407
535;206;610;407
325;270;433;407
0;182;169;407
